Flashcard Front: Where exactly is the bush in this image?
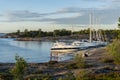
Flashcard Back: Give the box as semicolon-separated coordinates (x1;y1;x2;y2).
66;54;92;69
107;39;120;64
75;70;88;80
10;55;28;80
74;55;85;68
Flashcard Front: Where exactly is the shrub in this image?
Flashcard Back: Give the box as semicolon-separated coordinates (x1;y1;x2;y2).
107;39;120;64
75;70;88;80
65;54;92;69
74;54;85;68
10;55;28;80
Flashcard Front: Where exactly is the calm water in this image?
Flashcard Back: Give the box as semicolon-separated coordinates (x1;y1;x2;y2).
0;38;53;63
0;38;73;63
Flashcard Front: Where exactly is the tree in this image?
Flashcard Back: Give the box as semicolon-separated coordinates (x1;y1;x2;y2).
37;29;42;37
10;55;28;80
118;17;120;29
16;30;20;35
118;17;120;39
24;29;29;37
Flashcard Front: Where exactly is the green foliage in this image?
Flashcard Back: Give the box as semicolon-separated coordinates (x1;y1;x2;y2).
66;63;78;69
117;17;120;39
16;30;20;35
118;17;120;29
24;29;29;37
88;72;120;80
37;29;42;37
8;28;119;40
0;73;13;80
74;55;85;68
53;29;71;36
10;55;28;80
101;53;114;63
63;72;76;80
58;70;88;80
75;70;88;80
107;39;120;64
66;55;86;69
102;58;114;63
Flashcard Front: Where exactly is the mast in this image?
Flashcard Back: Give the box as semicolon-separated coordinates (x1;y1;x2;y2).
89;13;92;43
71;25;73;36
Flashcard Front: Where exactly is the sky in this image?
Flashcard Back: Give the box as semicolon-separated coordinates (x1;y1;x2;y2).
0;0;120;33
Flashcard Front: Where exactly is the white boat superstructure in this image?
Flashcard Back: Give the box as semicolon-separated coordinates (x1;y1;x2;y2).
51;41;85;52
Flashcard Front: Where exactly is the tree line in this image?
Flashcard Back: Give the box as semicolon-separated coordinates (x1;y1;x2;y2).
8;17;120;40
8;28;120;40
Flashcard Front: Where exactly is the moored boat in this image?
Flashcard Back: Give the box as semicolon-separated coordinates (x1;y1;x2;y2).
51;41;82;52
50;40;102;52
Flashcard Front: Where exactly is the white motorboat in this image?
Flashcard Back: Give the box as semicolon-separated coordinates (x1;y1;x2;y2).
51;41;83;52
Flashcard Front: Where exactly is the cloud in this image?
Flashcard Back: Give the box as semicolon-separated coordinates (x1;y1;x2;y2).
0;8;85;22
7;10;42;18
111;0;120;2
38;7;120;25
1;10;42;22
0;9;82;22
0;4;120;25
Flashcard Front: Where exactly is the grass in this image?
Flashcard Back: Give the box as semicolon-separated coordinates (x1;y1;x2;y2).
102;57;114;63
65;57;85;69
88;72;120;80
0;72;13;80
106;39;120;65
66;54;93;69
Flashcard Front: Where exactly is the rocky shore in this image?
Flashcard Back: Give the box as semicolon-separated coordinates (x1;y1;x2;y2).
0;47;120;79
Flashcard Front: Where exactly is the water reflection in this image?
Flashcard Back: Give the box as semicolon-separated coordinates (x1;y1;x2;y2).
10;41;44;50
50;51;75;61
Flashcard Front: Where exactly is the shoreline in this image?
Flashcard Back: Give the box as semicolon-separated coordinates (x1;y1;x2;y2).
1;34;89;41
0;47;120;79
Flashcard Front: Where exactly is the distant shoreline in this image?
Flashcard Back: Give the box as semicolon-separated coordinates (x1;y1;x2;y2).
15;35;89;41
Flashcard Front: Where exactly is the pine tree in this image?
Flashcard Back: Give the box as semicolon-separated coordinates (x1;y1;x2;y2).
10;55;27;80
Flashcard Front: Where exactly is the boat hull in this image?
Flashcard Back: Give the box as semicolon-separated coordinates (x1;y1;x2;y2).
51;48;80;52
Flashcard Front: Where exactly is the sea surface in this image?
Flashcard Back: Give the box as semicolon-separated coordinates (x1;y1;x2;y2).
0;38;73;63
